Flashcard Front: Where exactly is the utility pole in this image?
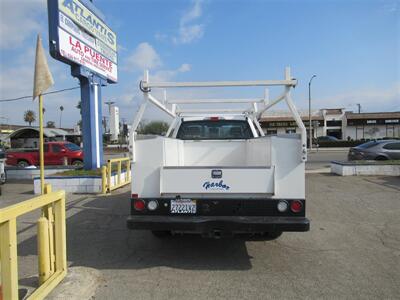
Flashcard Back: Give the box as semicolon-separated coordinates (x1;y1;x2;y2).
104;101;115;133
104;101;115;114
357;103;361;114
102;116;107;133
308;75;317;150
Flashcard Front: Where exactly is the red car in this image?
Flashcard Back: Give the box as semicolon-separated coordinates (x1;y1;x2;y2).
6;142;84;167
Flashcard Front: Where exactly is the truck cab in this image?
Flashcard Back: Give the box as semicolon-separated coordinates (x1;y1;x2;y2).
127;68;310;238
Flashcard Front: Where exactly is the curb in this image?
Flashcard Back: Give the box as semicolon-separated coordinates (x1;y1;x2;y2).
308;148;349;153
47;267;102;300
306;168;331;174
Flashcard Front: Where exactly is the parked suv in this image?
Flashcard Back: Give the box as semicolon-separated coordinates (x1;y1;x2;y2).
348;140;400;161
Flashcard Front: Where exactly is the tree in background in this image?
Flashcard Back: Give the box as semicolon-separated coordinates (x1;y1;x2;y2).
76;101;82;114
76;101;82;131
24;110;36;126
138;121;169;135
46;121;55;128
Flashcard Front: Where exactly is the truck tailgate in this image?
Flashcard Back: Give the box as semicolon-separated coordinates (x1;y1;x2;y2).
160;166;274;195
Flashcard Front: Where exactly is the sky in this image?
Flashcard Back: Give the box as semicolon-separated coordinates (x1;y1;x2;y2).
0;0;399;128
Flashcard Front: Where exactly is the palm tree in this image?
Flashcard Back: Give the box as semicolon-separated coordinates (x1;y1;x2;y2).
46;121;55;128
76;101;82;114
59;106;64;128
24;110;36;126
76;101;82;131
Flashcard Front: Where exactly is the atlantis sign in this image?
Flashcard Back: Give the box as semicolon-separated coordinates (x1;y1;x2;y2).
48;0;118;83
58;0;117;52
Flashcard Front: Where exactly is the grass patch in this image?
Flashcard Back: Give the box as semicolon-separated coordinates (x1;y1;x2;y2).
54;169;102;176
54;165;129;177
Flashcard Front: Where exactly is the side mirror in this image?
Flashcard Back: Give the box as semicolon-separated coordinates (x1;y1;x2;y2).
61;148;66;153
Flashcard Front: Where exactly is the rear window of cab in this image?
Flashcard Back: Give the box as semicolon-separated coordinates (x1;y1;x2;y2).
177;120;252;140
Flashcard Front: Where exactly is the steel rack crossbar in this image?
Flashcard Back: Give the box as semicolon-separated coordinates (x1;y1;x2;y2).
141;79;297;89
130;67;307;162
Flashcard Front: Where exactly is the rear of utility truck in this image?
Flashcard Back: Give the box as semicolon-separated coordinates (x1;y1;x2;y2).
127;68;310;238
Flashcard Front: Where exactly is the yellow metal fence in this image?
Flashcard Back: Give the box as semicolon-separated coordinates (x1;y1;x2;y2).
0;185;67;300
101;157;131;194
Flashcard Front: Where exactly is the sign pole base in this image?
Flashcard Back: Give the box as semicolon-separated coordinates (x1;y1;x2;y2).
73;67;105;170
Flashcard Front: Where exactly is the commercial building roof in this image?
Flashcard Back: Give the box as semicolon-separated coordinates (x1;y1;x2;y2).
8;127;76;139
259;116;324;122
345;111;400;120
259;110;400;123
0;124;74;133
324;109;344;115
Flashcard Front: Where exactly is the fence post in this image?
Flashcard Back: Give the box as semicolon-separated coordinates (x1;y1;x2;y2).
126;159;130;182
43;184;55;275
101;166;107;194
107;160;112;193
54;192;67;273
0;218;18;300
37;217;51;284
117;161;121;185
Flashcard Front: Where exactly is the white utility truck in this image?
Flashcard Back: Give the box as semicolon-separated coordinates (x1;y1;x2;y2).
127;68;310;238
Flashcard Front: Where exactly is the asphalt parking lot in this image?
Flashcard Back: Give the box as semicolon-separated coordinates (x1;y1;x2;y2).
1;172;399;299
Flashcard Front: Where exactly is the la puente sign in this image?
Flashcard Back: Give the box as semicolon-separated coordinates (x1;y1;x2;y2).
47;0;118;169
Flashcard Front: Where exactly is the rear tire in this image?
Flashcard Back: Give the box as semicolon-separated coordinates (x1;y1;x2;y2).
17;160;29;168
375;156;388;161
151;230;171;238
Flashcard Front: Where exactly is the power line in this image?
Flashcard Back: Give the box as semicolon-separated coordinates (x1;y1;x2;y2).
0;86;80;103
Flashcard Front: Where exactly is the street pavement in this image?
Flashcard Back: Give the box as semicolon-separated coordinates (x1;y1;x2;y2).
1;173;399;299
306;149;348;170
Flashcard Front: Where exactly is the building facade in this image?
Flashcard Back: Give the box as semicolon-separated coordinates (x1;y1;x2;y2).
260;109;400;140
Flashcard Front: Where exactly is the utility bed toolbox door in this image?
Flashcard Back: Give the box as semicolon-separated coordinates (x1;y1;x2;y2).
160;166;274;194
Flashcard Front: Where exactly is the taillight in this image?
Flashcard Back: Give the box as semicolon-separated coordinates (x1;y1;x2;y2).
131;193;138;199
209;117;219;121
133;199;145;211
290;200;303;213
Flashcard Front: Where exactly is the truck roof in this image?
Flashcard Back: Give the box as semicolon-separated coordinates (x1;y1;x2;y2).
182;115;247;122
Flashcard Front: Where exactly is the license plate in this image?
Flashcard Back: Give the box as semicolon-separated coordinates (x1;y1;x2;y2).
170;199;197;214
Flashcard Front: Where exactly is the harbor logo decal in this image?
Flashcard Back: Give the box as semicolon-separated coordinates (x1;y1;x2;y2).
203;180;230;191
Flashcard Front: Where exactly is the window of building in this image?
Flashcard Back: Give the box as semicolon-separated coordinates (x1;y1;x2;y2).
266;130;277;135
326;120;342;127
383;143;400;150
386;125;395;137
286;128;296;134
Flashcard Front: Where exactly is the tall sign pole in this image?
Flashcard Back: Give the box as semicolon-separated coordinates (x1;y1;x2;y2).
47;0;118;169
39;95;45;192
72;66;106;169
308;75;316;150
33;35;54;194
